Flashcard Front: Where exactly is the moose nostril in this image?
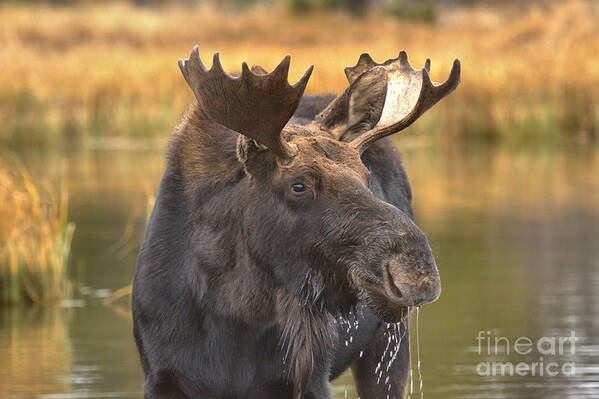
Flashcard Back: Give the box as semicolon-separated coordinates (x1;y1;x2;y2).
386;264;403;299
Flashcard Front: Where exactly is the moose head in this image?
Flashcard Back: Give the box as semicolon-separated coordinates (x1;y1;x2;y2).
178;47;460;322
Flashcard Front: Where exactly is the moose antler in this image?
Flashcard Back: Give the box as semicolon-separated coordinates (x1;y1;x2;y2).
178;46;314;159
349;51;460;153
344;52;432;84
344;53;378;84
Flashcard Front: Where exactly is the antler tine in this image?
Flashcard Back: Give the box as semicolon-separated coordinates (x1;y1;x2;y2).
190;46;206;71
250;65;268;75
419;58;460;112
345;53;378;84
397;50;410;70
178;46;207;91
292;64;314;90
350;57;461;153
211;53;226;74
241;61;251;75
359;53;376;64
424;59;431;73
178;48;313;160
272;55;291;82
432;59;460;99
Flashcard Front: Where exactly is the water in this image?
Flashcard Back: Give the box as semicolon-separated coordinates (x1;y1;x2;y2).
1;140;599;398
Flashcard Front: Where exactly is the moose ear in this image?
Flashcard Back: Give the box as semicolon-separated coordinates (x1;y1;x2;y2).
344;67;388;142
236;134;268;168
316;66;388;142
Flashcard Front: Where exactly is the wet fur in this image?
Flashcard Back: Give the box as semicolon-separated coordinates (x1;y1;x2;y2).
133;95;414;398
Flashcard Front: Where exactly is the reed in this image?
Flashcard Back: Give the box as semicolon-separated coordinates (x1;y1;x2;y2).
0;161;75;306
0;1;598;146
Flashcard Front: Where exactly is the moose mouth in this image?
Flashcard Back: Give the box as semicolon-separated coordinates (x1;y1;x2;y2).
350;259;441;322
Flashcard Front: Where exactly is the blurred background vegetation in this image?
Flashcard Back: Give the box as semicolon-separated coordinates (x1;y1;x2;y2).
0;160;74;306
1;0;598;150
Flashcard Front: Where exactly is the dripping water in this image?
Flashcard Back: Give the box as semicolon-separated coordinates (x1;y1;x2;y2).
374;312;408;392
408;307;413;399
416;306;423;399
340;309;360;348
408;306;425;399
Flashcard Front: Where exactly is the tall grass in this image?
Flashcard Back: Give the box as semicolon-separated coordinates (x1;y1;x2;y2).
0;161;75;306
0;1;598;146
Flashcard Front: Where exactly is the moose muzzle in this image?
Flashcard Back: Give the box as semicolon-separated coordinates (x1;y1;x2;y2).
350;216;442;319
384;250;441;308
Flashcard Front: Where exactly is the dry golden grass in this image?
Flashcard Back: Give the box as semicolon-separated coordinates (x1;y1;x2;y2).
0;160;74;306
0;1;598;145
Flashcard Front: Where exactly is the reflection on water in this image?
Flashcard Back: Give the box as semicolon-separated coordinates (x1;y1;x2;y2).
0;308;72;397
1;140;598;398
0;305;142;399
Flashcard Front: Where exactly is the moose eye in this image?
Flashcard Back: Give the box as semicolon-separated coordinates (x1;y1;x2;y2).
291;183;306;193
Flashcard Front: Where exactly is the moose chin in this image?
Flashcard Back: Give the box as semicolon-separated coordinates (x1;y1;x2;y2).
132;47;460;399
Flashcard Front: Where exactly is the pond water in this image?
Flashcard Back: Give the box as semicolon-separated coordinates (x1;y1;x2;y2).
1;139;598;398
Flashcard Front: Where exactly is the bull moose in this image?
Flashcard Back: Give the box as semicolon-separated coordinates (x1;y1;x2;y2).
132;47;460;399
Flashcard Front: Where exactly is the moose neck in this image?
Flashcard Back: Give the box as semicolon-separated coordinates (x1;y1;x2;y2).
191;186;337;396
164;103;341;395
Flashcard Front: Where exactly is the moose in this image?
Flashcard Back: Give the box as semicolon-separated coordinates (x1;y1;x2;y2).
132;47;460;399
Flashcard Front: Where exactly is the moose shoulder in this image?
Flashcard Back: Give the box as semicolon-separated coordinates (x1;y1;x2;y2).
132;48;460;399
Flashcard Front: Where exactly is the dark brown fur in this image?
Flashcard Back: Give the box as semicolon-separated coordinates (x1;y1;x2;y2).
132;50;457;398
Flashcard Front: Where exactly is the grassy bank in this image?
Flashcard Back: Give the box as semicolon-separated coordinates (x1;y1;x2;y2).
0;161;74;306
0;1;598;147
